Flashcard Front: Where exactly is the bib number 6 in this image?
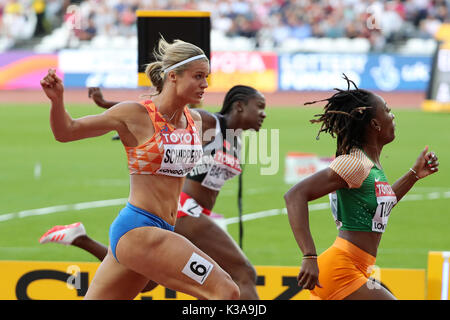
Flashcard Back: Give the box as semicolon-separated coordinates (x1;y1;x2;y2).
182;252;214;285
190;261;207;276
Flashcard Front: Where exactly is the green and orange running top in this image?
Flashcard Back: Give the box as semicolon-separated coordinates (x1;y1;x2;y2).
328;148;397;233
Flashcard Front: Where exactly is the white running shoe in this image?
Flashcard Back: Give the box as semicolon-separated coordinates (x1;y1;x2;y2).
39;222;86;245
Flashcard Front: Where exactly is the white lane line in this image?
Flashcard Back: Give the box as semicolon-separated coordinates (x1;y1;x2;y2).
0;198;128;222
223;191;450;226
0;191;449;224
223;202;329;225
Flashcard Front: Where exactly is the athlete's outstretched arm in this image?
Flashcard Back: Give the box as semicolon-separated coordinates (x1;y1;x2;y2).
88;87;119;109
41;69;129;142
392;146;439;202
284;168;347;290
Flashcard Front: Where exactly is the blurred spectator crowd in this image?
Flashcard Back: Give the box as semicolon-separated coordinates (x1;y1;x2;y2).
1;0;449;52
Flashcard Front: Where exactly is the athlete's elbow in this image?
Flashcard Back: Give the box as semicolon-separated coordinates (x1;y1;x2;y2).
52;123;78;142
53;129;80;142
284;189;299;209
54;135;67;142
53;131;72;142
284;190;293;205
284;184;304;205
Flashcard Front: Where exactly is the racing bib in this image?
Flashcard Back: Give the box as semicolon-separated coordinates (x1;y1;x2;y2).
201;150;242;191
157;130;203;177
372;181;397;232
329;192;343;229
182;252;214;285
180;196;203;218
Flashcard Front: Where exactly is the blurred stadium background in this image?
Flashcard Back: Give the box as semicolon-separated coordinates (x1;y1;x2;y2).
1;0;449;300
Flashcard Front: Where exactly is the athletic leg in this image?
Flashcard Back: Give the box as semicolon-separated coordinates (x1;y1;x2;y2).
72;236;158;292
84;248;150;300
115;226;240;300
40;223;158;293
175;214;259;299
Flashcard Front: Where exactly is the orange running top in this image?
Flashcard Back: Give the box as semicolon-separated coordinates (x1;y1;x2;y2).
125;100;203;177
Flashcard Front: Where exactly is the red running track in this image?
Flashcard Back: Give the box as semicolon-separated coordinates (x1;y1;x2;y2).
0;89;425;109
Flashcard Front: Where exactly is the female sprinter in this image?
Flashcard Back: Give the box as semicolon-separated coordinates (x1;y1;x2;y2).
40;85;266;299
40;38;240;300
284;75;439;300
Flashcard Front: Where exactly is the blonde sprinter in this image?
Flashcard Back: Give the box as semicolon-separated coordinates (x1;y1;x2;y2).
40;38;239;300
41;85;266;299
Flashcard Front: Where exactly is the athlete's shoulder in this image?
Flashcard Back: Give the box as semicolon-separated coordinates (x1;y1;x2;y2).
102;101;148;118
329;148;373;188
190;108;218;131
109;100;147;110
193;108;216;120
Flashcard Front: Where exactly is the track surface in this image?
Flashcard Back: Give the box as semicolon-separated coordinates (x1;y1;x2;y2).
0;89;425;109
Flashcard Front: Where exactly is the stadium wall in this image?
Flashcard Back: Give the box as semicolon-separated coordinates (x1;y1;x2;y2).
0;261;427;300
0;50;432;93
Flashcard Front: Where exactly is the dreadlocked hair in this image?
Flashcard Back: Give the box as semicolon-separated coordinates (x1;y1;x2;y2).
219;85;259;115
306;74;376;156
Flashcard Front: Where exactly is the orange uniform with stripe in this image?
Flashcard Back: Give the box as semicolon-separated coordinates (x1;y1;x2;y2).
125;100;203;177
310;237;376;300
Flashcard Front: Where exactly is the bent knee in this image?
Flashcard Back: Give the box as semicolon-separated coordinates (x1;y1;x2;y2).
216;277;240;300
228;283;240;300
207;270;240;300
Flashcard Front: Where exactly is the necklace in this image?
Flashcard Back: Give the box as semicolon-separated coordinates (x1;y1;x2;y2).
159;107;180;122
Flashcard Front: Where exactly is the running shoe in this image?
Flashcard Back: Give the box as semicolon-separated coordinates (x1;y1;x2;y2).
39;222;86;245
